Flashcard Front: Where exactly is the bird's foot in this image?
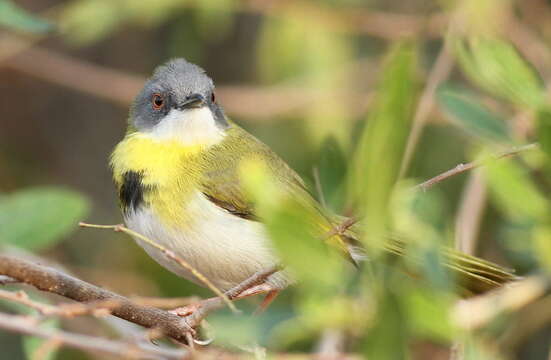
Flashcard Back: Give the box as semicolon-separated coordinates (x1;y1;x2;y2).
168;302;204;317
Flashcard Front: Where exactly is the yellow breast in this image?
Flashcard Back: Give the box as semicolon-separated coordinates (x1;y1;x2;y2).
110;132;206;227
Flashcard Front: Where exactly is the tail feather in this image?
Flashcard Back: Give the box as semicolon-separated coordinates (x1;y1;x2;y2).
385;237;518;295
331;216;517;295
340;233;517;295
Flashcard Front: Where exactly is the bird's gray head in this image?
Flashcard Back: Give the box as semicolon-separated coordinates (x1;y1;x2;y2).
130;59;228;145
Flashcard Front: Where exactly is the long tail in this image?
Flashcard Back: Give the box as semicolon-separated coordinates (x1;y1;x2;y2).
327;214;518;295
382;238;518;295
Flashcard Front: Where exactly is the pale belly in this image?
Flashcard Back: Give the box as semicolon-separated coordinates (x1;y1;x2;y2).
124;191;289;291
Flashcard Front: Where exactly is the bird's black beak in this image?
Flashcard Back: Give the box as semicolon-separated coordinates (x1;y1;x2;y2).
178;93;206;110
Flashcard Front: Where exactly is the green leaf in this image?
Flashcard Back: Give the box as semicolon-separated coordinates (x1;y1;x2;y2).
257;11;354;142
403;286;454;342
536;108;551;160
316;136;347;211
194;0;235;40
363;291;408;360
437;85;512;144
0;0;54;33
454;37;544;109
0;187;89;251
484;156;548;221
239;159;343;291
59;0;121;44
533;227;551;273
349;42;418;251
209;313;260;347
60;0;186;44
23;318;59;360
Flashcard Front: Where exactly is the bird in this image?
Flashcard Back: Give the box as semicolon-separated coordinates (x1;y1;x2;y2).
110;58;516;314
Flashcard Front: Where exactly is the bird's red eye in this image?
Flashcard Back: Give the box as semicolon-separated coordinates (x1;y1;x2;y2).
211;92;216;103
152;93;164;110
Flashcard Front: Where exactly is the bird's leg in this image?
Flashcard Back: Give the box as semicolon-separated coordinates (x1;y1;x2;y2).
169;282;279;317
254;289;279;315
168;302;205;317
232;283;280;315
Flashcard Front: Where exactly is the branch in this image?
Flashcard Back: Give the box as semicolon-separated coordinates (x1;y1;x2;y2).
0;255;281;343
0;312;188;360
0;255;194;343
414;143;538;191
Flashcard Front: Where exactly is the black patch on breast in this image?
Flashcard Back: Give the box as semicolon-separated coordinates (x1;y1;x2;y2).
119;171;149;212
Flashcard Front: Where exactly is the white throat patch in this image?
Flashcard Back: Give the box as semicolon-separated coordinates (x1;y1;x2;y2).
147;107;225;146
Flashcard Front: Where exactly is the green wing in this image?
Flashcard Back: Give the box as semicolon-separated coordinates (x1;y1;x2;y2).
199;124;310;221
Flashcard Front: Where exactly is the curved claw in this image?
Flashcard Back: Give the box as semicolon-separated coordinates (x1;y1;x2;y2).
193;336;214;346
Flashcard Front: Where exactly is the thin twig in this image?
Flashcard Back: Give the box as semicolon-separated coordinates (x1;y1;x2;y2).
79;222;236;313
454;171;487;254
0;289;121;317
414;143;538;191
0;289;57;314
0;312;188;360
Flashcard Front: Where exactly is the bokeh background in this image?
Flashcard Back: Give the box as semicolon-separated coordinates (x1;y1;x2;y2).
1;0;551;359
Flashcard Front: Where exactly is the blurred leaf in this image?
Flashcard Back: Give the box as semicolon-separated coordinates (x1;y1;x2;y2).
124;0;184;26
533;227;551;273
194;0;235;40
23;318;59;360
499;221;539;273
0;0;53;33
0;187;89;251
437;84;512;144
316;136;347;211
239;159;343;290
363;290;407;360
258;12;350;84
454;37;544;109
209;313;260;347
484;156;548;221
420;247;454;291
454;0;511;36
536;108;551;160
60;0;184;44
350;42;418;250
258;11;354;142
392;182;449;237
60;0;121;44
463;336;504;360
404;286;454;341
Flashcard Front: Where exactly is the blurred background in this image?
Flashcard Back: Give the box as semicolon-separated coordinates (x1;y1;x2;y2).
1;0;551;359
